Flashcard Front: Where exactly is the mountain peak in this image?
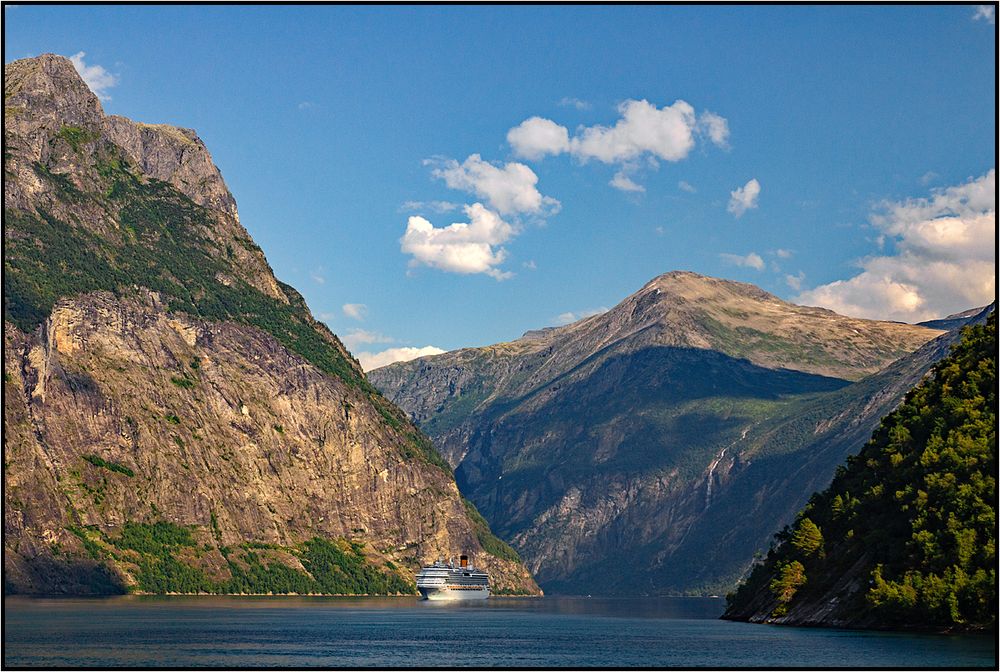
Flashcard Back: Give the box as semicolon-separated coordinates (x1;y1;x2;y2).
5;54;103;132
643;269;782;304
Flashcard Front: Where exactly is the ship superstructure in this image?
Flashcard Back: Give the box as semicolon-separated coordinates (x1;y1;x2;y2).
416;555;489;600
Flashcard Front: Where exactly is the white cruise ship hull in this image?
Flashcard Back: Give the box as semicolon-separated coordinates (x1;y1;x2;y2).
419;585;489;601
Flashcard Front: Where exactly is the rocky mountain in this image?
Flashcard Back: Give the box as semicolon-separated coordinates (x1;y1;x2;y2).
723;312;995;631
369;271;950;595
3;54;539;596
917;306;989;332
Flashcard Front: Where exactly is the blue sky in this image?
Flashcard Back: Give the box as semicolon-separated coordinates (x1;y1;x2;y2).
5;4;996;368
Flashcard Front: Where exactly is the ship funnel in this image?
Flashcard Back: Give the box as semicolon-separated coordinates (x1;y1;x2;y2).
460;554;469;568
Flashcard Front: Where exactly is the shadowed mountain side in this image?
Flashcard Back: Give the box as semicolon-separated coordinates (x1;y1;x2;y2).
445;347;853;590
630;304;998;596
371;275;971;595
722;310;995;630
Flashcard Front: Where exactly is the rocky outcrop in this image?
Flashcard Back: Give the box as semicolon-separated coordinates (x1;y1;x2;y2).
3;54;539;596
370;273;948;595
102;116;239;221
4;53;284;304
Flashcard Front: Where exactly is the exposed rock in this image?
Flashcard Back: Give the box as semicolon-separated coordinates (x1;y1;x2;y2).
3;54;539;596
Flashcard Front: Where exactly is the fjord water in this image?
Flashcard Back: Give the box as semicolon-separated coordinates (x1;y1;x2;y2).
4;596;994;668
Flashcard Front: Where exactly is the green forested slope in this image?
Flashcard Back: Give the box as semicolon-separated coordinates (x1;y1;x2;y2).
724;313;996;630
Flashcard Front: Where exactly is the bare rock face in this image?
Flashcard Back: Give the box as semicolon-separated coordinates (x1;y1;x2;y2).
3;54;539;596
370;272;949;595
102;116;239;221
4;53;285;304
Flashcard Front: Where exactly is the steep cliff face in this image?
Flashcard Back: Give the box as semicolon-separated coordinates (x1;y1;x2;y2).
723;311;995;631
3;54;539;596
370;272;948;595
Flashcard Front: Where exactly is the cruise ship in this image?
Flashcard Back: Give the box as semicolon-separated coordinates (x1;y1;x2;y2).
416;555;489;600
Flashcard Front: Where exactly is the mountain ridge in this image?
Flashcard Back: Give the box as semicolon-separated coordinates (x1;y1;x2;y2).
370;272;960;595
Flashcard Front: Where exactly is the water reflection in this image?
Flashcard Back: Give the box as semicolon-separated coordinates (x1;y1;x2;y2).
4;595;994;668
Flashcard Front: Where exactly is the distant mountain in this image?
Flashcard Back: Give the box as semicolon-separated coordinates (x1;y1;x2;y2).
723;311;995;631
3;54;539;596
369;271;948;594
917;306;989;332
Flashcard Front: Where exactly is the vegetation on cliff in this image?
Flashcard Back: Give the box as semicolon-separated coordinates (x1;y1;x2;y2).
69;521;415;595
725;314;996;629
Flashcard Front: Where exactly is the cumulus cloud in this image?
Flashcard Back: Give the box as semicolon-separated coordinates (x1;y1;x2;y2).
429;154;560;216
553;307;610;326
400;202;515;280
571;99;699;163
610;171;645;193
774;248;793;259
697;111;730;149
973;5;995;23
719;252;765;271
69;52;118;101
678;180;697;193
728;178;761;217
357;346;446;372
342;303;367;321
508;99;728;166
796;170;996;322
507;117;572;161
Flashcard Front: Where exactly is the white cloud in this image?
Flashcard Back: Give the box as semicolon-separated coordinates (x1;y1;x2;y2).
429;154;560;216
309;267;326;284
507;117;572;161
508;99;728;166
400;202;515;280
697;111;730;149
400;200;460;214
553;307;610;326
719;252;765;271
357;346;446;372
728;178;761;217
297;101;316;110
610;171;645;193
341;328;394;350
558;96;592;110
522;260;537;270
69;52;118;101
774;248;793;259
678;180;697;193
342;303;367;321
571;99;700;163
796;170;996;322
973;5;995;23
785;271;806;291
919;171;939;186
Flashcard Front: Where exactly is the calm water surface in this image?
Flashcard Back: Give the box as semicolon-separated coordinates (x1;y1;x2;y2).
4;595;995;668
